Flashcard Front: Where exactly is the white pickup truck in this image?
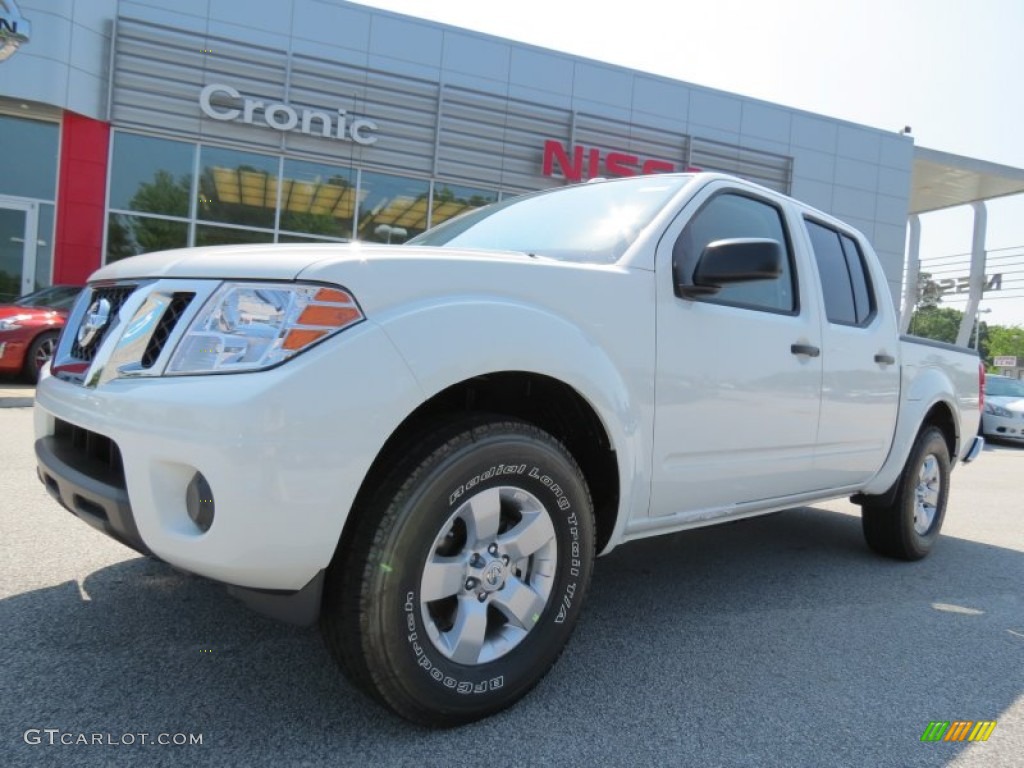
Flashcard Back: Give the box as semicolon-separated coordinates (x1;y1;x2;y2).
34;173;983;726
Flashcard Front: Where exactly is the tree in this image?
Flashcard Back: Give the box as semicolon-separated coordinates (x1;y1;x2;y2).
916;271;943;309
129;169;191;217
106;170;192;262
906;305;997;357
908;306;962;344
985;325;1024;366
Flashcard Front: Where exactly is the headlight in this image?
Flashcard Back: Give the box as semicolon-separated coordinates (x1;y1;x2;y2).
0;315;28;331
984;402;1012;418
167;282;363;374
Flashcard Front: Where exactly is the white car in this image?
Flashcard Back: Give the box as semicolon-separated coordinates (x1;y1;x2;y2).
982;375;1024;441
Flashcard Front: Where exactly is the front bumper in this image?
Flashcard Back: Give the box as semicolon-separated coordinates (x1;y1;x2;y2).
0;338;27;372
36;429;145;555
962;435;984;463
33;310;422;620
982;413;1024;440
36;432;325;623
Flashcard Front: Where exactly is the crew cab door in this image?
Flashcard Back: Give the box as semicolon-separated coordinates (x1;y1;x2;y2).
801;217;900;485
650;182;823;518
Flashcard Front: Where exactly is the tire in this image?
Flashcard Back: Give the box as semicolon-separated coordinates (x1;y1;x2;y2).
322;417;595;727
861;426;950;561
24;330;59;384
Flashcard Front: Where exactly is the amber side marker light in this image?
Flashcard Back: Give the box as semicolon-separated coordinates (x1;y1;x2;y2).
283;287;363;351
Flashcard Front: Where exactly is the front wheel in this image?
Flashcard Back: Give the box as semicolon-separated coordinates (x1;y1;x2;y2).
861;426;950;561
322;418;595;727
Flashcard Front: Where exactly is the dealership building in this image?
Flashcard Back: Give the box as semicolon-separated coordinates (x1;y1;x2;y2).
3;0;1024;336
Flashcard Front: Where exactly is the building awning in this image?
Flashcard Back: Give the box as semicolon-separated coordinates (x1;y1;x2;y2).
911;146;1024;214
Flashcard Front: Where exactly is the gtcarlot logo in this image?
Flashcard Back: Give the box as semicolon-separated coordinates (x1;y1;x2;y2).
921;720;997;742
23;729;203;746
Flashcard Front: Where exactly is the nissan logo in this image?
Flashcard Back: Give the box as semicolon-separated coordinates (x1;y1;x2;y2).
483;562;504;588
0;0;31;62
77;298;112;348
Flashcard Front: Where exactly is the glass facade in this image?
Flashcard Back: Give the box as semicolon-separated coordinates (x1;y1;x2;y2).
109;131;193;216
431;184;499;228
0;114;60;294
33;203;55;291
107;214;189;260
0;115;59;201
105;130;502;262
358;171;431;244
280;159;356;239
195;224;274;248
197;146;278;230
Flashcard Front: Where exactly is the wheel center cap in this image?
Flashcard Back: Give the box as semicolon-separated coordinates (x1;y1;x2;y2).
481;560;506;592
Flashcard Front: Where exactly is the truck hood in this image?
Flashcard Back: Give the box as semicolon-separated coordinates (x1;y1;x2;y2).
89;243;534;282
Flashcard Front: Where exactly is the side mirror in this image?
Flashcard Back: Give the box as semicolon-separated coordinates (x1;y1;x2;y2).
677;238;783;298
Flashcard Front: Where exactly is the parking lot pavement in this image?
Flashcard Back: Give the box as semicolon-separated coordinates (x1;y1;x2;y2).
1;404;1022;768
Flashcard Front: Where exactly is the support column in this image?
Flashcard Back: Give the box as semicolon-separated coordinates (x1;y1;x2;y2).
956;201;987;348
900;214;921;334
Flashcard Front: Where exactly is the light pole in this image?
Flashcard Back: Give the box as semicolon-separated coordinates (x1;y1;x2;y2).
374;224;407;244
973;307;991;350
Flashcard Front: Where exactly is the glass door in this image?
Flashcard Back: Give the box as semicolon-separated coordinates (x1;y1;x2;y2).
0;197;38;302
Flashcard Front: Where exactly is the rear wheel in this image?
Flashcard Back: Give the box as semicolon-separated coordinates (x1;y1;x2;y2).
322;417;595;727
861;426;950;560
24;330;58;384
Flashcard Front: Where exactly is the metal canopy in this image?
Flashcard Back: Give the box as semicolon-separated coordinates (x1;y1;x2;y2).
911;146;1024;214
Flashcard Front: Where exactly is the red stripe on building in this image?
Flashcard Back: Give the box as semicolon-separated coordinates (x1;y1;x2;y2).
54;112;110;285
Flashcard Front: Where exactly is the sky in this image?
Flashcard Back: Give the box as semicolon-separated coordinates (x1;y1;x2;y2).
355;0;1024;327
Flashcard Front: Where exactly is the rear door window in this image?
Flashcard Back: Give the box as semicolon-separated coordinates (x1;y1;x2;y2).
805;219;875;326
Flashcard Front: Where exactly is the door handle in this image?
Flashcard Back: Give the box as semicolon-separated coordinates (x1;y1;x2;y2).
874;353;895;365
791;343;820;357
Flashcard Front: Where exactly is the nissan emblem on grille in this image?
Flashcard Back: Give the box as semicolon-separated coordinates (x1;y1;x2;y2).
77;297;112;348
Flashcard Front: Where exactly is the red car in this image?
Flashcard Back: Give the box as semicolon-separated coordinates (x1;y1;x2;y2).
0;285;83;383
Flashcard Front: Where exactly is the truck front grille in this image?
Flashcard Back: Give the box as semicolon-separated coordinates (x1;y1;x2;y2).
69;285;138;363
141;292;195;368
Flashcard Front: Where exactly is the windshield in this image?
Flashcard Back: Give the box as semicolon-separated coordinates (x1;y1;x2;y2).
986;376;1024;398
14;285;82;310
408;176;690;264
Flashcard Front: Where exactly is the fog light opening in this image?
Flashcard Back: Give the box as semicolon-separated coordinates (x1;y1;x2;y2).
186;472;215;533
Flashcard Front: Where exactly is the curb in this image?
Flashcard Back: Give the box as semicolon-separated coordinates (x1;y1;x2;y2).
0;385;35;409
0;397;34;408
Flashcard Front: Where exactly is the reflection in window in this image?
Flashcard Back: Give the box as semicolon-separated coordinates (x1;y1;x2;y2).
430;184;497;228
197;147;279;229
106;214;189;262
195;225;274;248
109;133;194;216
357;172;430;243
0;207;22;299
33;204;55;291
279;160;357;239
0;115;59;200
